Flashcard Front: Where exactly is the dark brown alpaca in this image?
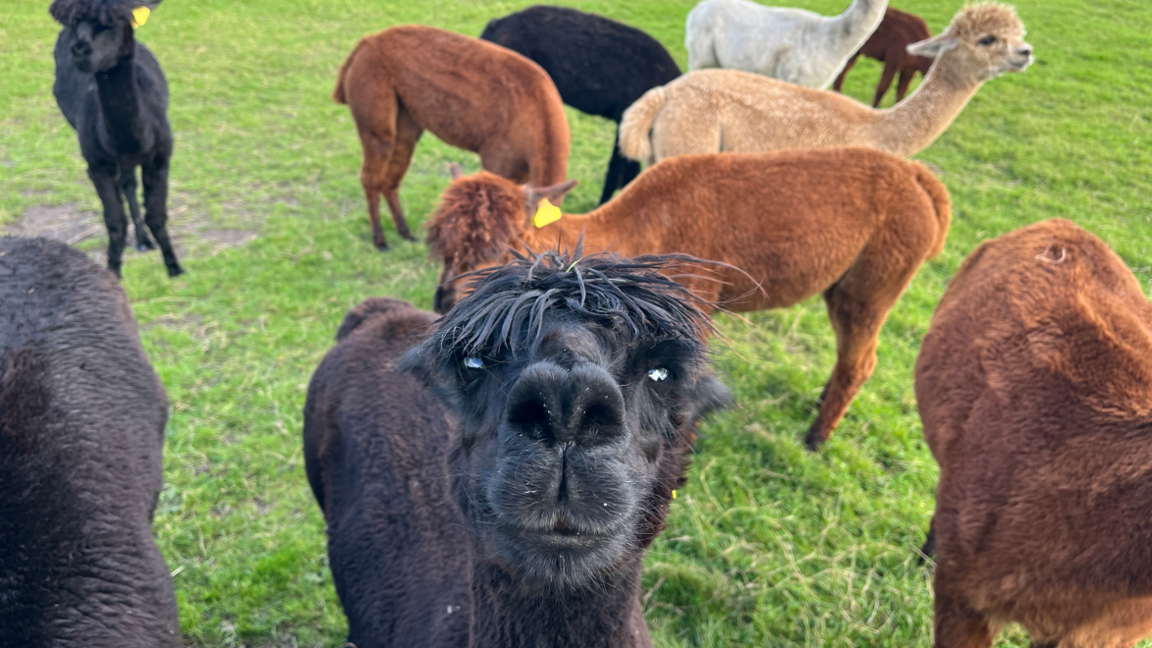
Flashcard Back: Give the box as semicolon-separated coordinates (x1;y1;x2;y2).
303;254;730;647
832;7;935;107
333;25;570;249
426;147;951;448
916;219;1152;648
1;237;179;646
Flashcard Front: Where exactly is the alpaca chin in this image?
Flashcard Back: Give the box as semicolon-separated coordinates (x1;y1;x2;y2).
490;522;632;588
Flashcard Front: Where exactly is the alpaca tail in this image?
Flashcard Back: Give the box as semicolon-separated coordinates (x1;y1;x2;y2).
618;86;667;165
913;162;952;259
332;38;370;105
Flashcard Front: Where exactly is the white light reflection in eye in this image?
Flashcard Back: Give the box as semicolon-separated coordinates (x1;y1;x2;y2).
648;368;669;382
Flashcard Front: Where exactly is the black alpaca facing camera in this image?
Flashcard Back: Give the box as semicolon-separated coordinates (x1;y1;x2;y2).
50;0;183;278
304;252;731;647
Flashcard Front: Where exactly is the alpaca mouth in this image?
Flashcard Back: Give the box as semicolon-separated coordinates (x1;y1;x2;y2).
1008;58;1032;70
73;59;94;73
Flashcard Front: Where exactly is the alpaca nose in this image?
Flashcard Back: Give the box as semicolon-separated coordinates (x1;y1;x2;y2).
71;41;92;58
1016;45;1033;58
506;362;626;448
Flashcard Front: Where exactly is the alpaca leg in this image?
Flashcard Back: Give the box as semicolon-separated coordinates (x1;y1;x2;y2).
895;69;917;103
352;92;400;250
832;53;860;93
598;132;640;205
379;106;423;243
872;61;900;108
141;156;184;277
933;572;994;648
804;284;884;449
119;166;155;251
919;516;937;563
89;163;128;277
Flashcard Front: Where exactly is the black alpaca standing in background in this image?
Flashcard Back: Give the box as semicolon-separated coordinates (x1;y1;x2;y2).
50;0;183;278
481;6;680;205
0;237;180;646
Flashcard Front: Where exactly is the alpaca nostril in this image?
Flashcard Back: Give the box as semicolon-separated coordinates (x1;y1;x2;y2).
1017;46;1032;58
72;43;91;57
506;363;626;447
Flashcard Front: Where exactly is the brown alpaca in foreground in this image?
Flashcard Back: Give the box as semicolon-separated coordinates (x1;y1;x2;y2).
917;219;1152;648
619;3;1032;163
832;7;935;107
333;25;570;249
427;147;950;448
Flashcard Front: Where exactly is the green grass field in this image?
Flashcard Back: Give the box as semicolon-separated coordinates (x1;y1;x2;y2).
2;0;1151;645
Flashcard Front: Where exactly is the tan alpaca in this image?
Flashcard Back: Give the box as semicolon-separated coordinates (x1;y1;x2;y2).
619;2;1032;163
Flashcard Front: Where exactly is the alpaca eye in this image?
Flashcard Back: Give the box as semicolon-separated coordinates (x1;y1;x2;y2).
648;368;669;382
978;35;997;46
463;357;484;370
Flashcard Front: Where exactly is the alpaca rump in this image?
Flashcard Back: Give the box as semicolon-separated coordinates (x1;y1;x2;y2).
480;5;680;205
685;0;888;89
831;7;935;107
916;219;1152;648
334;25;570;249
621;2;1033;164
50;0;183;278
303;254;730;647
427;147;951;448
0;237;179;647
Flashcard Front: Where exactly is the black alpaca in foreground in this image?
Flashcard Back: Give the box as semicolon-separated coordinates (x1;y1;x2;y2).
481;6;680;204
50;0;183;278
0;237;179;646
304;253;731;647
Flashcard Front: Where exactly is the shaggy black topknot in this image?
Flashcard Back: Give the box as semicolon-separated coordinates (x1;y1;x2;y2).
431;250;715;357
49;0;154;26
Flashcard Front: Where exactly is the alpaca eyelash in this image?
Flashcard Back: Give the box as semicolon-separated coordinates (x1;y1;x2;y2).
648;368;669;382
979;35;997;46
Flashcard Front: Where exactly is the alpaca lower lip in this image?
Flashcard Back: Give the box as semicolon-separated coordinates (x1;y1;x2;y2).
501;523;611;549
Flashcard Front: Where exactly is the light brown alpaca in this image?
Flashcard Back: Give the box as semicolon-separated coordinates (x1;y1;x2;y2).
619;3;1032;163
333;25;570;249
917;219;1152;648
427;147;951;448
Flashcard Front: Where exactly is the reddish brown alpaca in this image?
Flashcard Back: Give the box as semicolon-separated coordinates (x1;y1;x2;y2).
832;7;934;107
333;25;570;249
917;219;1152;648
428;147;951;448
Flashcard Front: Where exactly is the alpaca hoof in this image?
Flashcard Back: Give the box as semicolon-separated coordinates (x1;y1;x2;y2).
401;233;418;243
138;239;157;252
803;429;827;451
167;264;185;278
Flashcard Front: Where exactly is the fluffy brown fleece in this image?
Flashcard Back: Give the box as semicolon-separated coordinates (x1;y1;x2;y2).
916;218;1152;648
333;25;569;250
426;147;952;448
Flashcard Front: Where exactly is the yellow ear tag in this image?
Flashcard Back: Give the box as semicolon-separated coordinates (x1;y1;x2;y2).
532;198;562;228
671;490;677;499
130;6;151;28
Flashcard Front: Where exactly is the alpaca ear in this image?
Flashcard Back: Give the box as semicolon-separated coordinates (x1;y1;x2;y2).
448;163;465;180
525;180;578;212
907;34;960;58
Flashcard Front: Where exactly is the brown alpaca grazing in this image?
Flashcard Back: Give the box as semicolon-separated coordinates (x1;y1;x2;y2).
916;218;1152;648
427;147;951;449
832;7;935;107
333;25;570;249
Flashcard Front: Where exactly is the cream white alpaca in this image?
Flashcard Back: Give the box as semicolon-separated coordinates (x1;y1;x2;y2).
686;0;888;89
624;2;1033;164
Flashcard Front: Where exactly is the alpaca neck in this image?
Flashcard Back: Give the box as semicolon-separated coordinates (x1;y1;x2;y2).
873;50;984;157
94;48;145;155
468;554;648;647
824;0;887;44
521;202;635;258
